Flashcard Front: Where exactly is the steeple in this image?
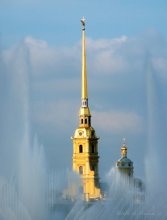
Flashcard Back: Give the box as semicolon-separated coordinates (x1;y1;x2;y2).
81;17;88;107
79;17;91;127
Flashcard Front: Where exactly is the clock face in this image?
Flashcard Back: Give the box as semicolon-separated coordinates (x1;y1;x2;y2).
79;131;83;136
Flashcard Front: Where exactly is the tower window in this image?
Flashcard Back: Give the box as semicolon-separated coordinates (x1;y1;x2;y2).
89;117;91;126
79;145;83;153
81;119;83;124
85;118;87;124
91;145;95;153
90;165;96;171
79;166;83;174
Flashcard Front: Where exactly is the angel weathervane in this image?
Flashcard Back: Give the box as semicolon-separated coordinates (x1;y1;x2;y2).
81;17;86;30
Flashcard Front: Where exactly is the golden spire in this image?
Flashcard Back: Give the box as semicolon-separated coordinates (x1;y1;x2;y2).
81;17;88;106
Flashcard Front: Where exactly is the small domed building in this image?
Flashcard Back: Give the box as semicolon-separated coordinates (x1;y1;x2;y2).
116;139;134;177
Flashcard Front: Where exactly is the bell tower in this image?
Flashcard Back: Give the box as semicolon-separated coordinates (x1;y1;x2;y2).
71;17;101;201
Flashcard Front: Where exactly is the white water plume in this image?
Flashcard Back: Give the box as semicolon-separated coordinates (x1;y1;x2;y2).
0;40;49;220
145;58;167;196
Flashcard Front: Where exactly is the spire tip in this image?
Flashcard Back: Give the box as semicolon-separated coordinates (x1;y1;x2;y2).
81;16;86;29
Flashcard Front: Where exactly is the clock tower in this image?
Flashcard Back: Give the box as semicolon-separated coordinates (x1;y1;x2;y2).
71;17;101;201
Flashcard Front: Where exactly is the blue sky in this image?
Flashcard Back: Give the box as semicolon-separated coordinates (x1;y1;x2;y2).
0;0;167;182
1;0;167;47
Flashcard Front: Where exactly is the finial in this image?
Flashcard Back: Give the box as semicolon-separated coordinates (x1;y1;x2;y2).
122;138;126;146
121;138;127;158
81;16;86;30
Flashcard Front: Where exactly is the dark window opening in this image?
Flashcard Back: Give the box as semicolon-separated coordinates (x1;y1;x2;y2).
90;165;95;171
88;117;91;126
92;145;95;153
79;166;83;174
85;118;87;124
79;145;83;153
81;119;83;124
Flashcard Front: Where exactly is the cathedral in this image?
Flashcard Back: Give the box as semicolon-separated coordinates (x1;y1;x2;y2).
71;18;136;201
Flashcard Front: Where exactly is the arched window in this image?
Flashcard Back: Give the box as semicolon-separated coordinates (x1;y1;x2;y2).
85;118;87;124
81;119;83;124
79;166;83;174
79;145;83;153
91;145;95;153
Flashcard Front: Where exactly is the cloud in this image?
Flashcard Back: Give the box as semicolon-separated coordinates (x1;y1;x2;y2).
4;32;166;80
33;100;78;130
86;36;128;50
86;36;131;75
22;36;80;78
93;111;143;134
5;35;135;79
18;32;167;81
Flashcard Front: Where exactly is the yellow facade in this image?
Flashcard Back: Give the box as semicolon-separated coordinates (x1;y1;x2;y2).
71;17;101;200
